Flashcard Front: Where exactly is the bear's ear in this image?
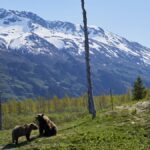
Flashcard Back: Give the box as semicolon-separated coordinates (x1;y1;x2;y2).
24;124;28;127
36;114;42;118
29;123;38;130
37;113;44;117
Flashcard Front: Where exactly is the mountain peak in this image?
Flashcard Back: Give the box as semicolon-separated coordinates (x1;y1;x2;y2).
0;8;150;64
0;8;150;99
0;8;48;28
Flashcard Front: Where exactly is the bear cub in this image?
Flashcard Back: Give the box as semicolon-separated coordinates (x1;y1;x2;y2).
12;123;38;144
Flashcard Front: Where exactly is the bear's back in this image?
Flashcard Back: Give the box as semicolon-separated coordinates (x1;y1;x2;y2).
12;124;28;137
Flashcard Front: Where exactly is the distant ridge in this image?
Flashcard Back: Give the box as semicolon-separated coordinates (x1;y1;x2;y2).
0;8;150;99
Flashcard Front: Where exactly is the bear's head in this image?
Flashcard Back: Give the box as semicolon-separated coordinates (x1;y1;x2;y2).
29;123;38;130
36;114;45;122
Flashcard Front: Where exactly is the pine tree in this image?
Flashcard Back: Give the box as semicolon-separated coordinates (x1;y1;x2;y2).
132;76;146;100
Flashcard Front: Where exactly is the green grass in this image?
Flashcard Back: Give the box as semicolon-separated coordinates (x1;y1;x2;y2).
0;107;150;150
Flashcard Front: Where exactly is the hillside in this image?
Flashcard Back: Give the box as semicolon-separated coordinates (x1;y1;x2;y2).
0;101;150;150
1;8;150;99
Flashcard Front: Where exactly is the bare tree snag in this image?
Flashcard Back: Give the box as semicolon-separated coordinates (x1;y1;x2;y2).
0;92;2;130
81;0;96;118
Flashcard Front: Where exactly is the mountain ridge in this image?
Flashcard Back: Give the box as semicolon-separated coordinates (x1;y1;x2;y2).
0;8;150;100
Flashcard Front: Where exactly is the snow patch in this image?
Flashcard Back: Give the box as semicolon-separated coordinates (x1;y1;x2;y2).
49;38;65;49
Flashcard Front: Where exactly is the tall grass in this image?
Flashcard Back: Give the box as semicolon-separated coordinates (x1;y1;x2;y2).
2;93;132;129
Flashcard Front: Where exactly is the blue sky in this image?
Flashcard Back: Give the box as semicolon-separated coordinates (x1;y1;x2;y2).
1;0;150;47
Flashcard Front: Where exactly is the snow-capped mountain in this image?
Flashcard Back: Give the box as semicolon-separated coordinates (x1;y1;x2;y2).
0;8;150;99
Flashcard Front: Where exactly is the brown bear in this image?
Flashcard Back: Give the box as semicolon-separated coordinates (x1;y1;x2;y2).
12;123;38;144
36;114;57;137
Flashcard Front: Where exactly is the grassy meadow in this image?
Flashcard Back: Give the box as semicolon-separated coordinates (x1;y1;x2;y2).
0;93;150;150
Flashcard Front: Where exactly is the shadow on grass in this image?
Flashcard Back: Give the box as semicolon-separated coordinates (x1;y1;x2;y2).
2;136;39;150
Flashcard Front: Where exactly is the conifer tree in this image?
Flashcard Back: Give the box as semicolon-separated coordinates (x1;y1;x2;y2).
132;76;146;100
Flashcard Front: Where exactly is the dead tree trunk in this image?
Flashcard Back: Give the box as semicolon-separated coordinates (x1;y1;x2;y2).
0;92;2;130
110;88;114;111
81;0;96;118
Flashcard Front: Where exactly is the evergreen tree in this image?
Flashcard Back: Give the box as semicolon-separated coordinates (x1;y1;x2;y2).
132;76;146;100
